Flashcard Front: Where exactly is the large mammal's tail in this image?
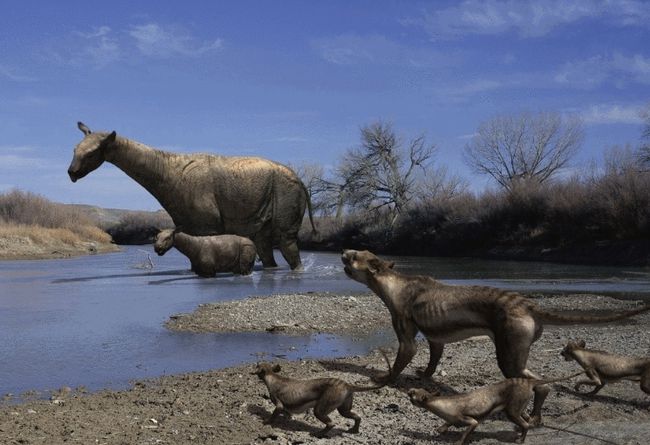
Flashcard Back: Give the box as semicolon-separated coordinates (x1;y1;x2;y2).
350;349;393;392
530;303;650;325
300;181;318;235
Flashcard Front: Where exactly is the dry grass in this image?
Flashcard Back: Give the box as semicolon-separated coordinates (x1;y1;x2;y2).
0;190;114;254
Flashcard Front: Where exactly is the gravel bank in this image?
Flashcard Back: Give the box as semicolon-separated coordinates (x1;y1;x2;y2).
2;293;650;444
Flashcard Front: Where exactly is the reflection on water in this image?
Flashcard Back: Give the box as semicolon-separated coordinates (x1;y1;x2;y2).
0;246;648;396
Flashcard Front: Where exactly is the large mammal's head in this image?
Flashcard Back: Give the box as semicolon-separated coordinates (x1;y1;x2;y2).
560;339;586;361
251;363;282;380
341;249;395;285
68;122;116;182
154;228;177;256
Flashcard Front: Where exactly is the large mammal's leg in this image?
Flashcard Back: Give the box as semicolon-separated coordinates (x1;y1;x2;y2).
254;224;277;268
279;234;302;270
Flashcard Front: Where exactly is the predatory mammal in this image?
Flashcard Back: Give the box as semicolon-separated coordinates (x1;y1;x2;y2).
68;122;316;270
154;228;257;276
253;351;391;438
341;249;649;421
407;370;585;445
561;339;650;395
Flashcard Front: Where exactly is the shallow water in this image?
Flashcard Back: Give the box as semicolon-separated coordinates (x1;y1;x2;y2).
0;246;648;396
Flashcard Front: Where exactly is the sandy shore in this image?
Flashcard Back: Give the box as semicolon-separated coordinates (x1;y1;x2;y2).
2;292;650;444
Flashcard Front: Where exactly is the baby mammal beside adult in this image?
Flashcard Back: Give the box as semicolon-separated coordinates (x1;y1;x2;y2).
561;339;650;395
253;351;391;438
154;227;257;276
408;370;584;445
341;249;649;424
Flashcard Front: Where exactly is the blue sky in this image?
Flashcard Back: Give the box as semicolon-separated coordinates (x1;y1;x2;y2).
1;0;649;210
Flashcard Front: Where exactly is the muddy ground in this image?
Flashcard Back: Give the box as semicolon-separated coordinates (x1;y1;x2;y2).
2;293;650;445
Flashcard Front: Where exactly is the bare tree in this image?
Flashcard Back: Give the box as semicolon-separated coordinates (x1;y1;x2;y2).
463;112;584;190
640;103;650;168
335;122;437;224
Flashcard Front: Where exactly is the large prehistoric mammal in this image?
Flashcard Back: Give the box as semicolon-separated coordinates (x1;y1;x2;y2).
154;228;256;276
67;122;316;270
340;249;650;421
253;351;391;438
407;370;585;444
561;339;650;395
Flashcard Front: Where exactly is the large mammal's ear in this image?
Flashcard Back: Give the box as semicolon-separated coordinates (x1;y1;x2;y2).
387;261;395;269
577;339;586;348
103;131;117;145
174;226;183;234
78;121;92;135
272;364;281;373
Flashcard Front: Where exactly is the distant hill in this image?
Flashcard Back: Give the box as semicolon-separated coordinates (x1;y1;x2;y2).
65;204;174;245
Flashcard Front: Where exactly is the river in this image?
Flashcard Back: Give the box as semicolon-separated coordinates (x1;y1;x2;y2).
0;246;648;396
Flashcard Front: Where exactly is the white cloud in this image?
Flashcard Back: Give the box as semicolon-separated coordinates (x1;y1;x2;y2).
555;53;650;88
129;23;223;58
580;103;646;124
0;65;36;82
312;34;458;68
0;154;47;170
434;79;503;103
404;0;650;40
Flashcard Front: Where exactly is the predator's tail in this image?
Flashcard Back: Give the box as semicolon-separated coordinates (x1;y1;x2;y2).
350;349;393;392
530;303;650;325
534;369;587;386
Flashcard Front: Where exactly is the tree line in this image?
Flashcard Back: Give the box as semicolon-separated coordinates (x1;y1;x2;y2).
295;105;650;265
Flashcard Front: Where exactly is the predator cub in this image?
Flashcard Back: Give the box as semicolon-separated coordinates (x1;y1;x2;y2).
562;339;650;395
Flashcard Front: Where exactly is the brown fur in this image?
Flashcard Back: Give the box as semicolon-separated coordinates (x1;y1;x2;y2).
408;370;584;445
340;249;650;423
68;122;316;270
562;339;650;395
154;228;256;276
253;351;391;437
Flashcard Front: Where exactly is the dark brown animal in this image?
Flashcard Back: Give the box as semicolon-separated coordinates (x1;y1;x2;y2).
561;339;650;395
408;371;584;445
253;351;391;437
341;249;649;424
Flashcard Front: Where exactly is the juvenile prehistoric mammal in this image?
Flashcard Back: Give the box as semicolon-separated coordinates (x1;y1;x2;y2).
154;228;256;276
407;370;585;445
341;249;649;421
253;351;391;438
67;122;316;270
561;339;650;395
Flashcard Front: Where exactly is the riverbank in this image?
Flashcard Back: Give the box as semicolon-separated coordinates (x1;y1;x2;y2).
2;292;650;444
0;225;119;260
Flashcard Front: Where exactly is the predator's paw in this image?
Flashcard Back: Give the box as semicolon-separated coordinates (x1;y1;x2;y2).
529;415;542;428
371;371;393;384
346;427;360;434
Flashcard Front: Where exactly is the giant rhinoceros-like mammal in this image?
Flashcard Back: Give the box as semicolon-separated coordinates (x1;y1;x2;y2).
67;122;315;269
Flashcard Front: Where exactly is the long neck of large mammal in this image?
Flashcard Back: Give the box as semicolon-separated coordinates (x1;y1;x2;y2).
172;233;202;258
104;136;189;209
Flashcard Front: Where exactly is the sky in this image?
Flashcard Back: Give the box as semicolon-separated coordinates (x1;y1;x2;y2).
1;0;649;211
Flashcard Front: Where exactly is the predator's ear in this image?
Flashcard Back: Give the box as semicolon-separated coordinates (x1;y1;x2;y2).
387;261;395;269
78;121;91;135
368;258;383;274
272;364;281;373
577;339;586;348
174;226;183;233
